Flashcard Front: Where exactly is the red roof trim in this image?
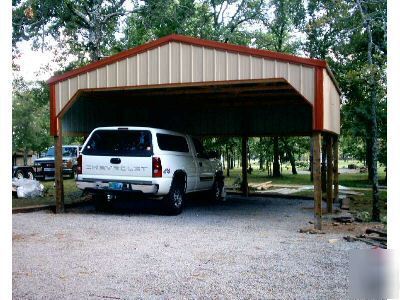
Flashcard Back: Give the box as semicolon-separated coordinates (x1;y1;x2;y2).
314;67;324;131
47;34;327;84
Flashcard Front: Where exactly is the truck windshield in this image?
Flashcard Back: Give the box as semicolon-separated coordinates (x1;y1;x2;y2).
46;147;77;157
82;130;152;157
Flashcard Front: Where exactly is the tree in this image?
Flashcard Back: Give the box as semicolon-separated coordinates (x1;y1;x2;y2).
12;79;52;163
13;0;131;62
354;0;386;221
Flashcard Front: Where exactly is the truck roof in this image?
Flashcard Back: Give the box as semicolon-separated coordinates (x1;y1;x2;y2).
92;126;188;136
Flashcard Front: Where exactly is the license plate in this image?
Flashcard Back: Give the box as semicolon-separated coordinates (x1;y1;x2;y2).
44;168;55;172
109;182;123;190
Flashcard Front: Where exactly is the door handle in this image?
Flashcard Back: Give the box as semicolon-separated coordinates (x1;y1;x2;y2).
199;162;202;167
110;158;121;164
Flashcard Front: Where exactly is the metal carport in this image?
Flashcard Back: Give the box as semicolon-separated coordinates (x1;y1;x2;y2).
47;34;341;229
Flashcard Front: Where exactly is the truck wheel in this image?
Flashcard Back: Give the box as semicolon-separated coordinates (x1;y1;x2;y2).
164;178;185;215
211;176;225;202
27;170;34;180
94;194;111;212
69;167;76;179
15;170;24;179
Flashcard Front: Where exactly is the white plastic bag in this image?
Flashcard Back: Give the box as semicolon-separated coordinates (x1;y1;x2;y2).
12;178;44;198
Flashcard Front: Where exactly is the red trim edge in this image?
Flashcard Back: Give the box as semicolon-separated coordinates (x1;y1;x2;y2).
47;34;327;85
314;67;324;131
50;84;57;136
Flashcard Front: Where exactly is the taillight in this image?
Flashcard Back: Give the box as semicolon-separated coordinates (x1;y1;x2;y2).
152;157;162;177
77;155;82;174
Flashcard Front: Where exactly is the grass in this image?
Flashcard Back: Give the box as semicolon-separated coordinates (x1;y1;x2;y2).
291;189;387;221
223;167;386;189
12;179;82;208
224;165;387;221
13;162;387;221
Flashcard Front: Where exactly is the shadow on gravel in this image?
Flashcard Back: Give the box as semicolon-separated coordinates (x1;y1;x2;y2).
65;193;305;217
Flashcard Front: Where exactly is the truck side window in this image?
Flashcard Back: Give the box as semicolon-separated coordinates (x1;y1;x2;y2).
192;138;208;159
157;134;189;152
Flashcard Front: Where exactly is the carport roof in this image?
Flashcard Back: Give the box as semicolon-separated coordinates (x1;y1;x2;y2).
48;34;337;86
48;34;341;137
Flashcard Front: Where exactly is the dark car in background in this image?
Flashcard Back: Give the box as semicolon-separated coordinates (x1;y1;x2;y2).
33;145;82;180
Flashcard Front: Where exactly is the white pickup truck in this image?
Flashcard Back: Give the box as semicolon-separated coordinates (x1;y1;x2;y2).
76;127;225;214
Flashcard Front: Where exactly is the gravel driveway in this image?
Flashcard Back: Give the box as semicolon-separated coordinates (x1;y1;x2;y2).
13;195;368;299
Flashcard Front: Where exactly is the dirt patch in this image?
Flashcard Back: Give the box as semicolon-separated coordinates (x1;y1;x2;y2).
12;233;37;241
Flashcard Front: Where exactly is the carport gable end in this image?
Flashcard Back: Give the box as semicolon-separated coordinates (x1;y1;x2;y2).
47;34;340;137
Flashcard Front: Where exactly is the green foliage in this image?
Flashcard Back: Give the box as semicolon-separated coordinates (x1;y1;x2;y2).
12;79;52;155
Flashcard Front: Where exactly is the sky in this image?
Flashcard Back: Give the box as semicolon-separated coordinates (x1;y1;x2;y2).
15;40;60;82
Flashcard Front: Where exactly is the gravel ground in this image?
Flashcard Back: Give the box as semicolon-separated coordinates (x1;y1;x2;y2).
13;195;369;299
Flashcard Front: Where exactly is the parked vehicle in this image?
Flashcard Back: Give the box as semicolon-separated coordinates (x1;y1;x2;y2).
76;127;225;214
12;166;35;179
33;145;82;180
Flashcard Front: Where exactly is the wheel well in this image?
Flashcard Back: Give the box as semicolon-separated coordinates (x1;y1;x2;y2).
173;170;187;191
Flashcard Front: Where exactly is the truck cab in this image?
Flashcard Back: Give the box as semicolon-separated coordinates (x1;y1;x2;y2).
34;145;82;180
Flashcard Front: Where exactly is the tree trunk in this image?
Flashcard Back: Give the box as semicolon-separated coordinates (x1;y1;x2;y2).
310;138;313;182
226;145;230;177
321;136;327;193
282;138;297;175
356;0;380;221
23;148;28;166
273;137;281;177
366;137;373;182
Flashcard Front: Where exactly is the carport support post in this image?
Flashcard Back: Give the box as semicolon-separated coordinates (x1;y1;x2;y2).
327;135;333;213
242;136;248;197
333;135;339;202
54;118;65;213
312;132;322;230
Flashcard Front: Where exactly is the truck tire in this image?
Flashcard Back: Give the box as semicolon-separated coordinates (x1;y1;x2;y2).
69;167;77;179
26;170;34;180
210;173;225;202
15;170;24;179
164;177;185;215
94;193;112;212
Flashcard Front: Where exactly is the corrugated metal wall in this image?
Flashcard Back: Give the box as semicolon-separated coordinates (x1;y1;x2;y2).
54;42;316;115
323;69;340;133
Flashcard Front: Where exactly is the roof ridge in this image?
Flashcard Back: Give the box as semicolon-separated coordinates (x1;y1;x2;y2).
47;34;327;84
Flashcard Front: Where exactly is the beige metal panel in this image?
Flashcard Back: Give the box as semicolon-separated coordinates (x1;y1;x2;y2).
215;50;227;80
263;59;275;78
276;61;288;80
138;52;148;85
323;69;340;134
159;44;169;84
60;80;69;113
251;57;263;79
227;52;239;80
170;42;180;83
239;54;251;79
98;66;107;87
181;43;192;82
288;64;301;92
55;82;60;114
107;63;117;87
192;45;203;82
204;47;215;81
78;74;87;89
117;59;127;86
301;66;315;104
148;48;159;84
69;77;78;101
128;56;138;85
88;70;97;88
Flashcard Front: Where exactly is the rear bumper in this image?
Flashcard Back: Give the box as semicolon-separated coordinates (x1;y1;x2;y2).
76;179;159;195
